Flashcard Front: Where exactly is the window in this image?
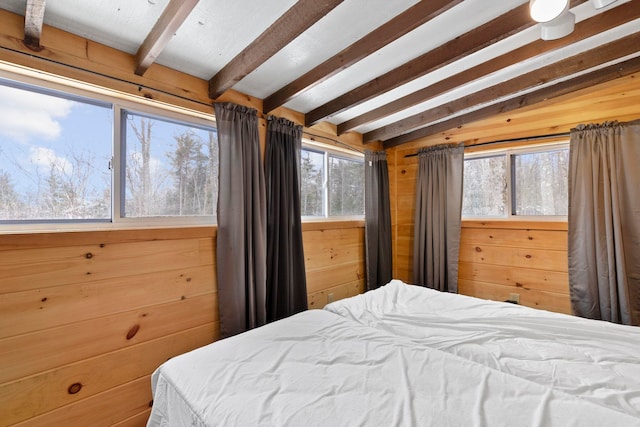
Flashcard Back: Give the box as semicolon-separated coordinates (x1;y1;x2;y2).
300;142;364;218
0;75;217;228
0;81;112;222
462;144;569;218
122;111;218;218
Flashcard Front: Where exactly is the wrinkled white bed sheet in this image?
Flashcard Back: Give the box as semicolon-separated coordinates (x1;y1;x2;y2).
147;281;640;426
326;280;640;421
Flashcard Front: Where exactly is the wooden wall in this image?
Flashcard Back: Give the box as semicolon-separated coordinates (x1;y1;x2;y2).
0;221;365;426
0;228;218;426
387;70;640;313
459;221;570;314
304;221;366;309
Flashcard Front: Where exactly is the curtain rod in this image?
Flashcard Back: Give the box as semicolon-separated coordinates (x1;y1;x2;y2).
302;130;365;154
403;132;570;157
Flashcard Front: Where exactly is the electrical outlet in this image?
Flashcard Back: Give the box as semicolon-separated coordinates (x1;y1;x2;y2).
509;293;520;304
327;293;335;303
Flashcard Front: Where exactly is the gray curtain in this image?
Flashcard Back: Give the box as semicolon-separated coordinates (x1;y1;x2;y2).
568;120;640;326
364;150;392;291
264;116;307;322
413;143;464;292
214;102;267;338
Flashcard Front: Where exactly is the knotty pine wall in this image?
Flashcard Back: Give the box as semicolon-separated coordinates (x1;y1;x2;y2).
387;70;640;314
0;221;364;426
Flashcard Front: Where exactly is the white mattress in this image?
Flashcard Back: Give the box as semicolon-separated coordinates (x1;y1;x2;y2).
147;281;640;426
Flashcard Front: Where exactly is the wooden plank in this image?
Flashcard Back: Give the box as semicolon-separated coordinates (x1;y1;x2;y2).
13;376;152;427
306;261;365;294
303;228;364;270
110;409;151;427
458;261;569;294
305;1;537;126
0;9;217;113
0;237;214;293
340;1;640;133
384;55;640;148
458;279;572;314
460;228;567;251
459;243;568;272
301;220;364;232
0;322;217;425
263;0;462;112
367;31;640;142
135;0;200;75
462;220;567;231
0;292;218;383
0;265;215;338
208;0;344;98
307;279;365;310
0;227;216;251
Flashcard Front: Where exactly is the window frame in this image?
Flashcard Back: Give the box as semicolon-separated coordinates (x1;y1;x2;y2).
0;68;218;233
300;139;364;221
462;142;569;221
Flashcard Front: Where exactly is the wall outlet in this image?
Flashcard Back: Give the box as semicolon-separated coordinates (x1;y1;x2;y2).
509;293;520;304
327;293;335;303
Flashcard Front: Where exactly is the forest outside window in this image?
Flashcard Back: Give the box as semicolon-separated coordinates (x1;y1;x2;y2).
300;143;364;219
121;111;218;219
462;144;569;219
0;75;217;229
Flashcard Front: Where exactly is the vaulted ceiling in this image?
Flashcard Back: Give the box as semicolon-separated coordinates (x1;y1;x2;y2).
1;0;638;148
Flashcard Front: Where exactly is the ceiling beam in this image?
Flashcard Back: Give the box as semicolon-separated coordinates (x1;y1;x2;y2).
383;53;640;149
305;0;588;126
366;31;640;143
24;0;46;51
208;0;344;100
262;0;462;113
339;1;637;135
304;3;536;126
135;0;200;76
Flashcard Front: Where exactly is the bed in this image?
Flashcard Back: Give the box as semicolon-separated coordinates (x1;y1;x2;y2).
147;280;640;426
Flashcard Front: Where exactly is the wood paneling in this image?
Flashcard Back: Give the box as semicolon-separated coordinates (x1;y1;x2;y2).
1;220;366;426
458;222;570;313
0;229;219;427
302;223;366;308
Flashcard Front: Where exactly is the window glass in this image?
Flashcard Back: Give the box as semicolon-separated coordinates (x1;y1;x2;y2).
122;111;218;218
300;148;324;216
0;82;112;221
329;155;364;216
300;145;364;218
462;155;507;217
513;149;568;216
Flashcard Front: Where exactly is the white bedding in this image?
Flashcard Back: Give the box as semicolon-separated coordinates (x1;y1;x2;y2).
147;281;640;426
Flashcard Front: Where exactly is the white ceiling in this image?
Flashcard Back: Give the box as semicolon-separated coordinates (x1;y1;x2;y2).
1;0;638;145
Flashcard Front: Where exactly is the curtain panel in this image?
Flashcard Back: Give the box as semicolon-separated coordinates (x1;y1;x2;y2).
364;150;392;291
264;116;308;322
568;120;640;326
413;143;464;292
214;102;267;338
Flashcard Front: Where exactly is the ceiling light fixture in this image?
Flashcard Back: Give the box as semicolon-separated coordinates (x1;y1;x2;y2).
529;0;575;41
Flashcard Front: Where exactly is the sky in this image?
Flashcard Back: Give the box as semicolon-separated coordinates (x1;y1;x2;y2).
0;81;217;218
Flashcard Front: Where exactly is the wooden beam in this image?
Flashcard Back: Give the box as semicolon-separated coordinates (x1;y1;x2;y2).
366;32;640;143
304;3;535;126
305;0;588;126
208;0;344;99
338;1;638;135
383;54;640;149
135;0;199;76
24;0;46;51
262;0;462;113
